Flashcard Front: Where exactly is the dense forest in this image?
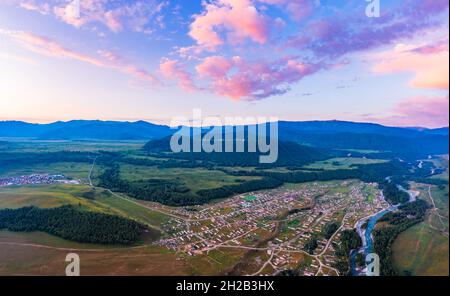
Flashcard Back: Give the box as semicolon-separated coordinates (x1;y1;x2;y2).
381;182;410;205
0;206;146;245
144;135;329;167
276;128;449;160
333;229;362;275
373;200;430;275
0;151;96;167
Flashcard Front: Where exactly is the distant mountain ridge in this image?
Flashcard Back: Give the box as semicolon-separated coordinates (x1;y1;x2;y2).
278;120;448;137
0;119;448;159
0;120;172;140
0;119;447;140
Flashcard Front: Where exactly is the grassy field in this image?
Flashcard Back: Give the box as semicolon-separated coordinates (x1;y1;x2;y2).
0;184;171;230
392;181;449;276
0;184;108;212
0;230;186;275
0;162;93;179
0;230;250;275
302;157;387;170
0;139;145;153
119;164;261;193
392;222;449;276
429;155;449;180
92;191;171;229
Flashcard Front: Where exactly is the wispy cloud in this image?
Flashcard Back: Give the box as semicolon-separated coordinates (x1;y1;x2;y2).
0;51;36;65
371;41;449;90
364;96;449;128
19;0;50;14
0;29;158;84
159;58;196;91
16;0;168;33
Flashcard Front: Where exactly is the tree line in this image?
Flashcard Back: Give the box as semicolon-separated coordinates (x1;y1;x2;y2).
0;205;146;245
333;229;362;275
373;199;430;275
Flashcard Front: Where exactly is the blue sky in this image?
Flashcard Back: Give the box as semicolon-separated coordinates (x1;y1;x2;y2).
0;0;448;127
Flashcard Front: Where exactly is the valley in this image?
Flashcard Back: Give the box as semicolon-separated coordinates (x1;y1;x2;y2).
0;132;447;276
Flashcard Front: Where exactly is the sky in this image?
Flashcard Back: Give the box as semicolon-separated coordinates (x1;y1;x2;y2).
0;0;448;128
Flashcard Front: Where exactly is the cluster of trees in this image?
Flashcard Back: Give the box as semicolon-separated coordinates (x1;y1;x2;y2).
0;151;96;167
373;200;430;275
322;221;339;239
381;182;410;205
303;236;318;254
0;206;146;244
221;161;411;185
333;229;362;275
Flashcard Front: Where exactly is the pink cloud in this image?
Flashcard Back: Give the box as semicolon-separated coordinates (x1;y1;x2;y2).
189;0;269;50
196;56;319;100
0;29;158;84
19;0;50;15
372;41;449;90
46;0;168;33
196;56;232;78
160;59;196;91
97;50;158;84
376;96;449;128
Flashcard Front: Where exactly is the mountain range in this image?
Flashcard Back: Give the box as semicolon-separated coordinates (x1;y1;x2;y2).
1;119;448;140
0;120;172;140
1;120;448;159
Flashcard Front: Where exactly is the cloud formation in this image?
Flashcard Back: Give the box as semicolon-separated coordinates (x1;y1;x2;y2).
189;0;269;50
194;56;320;100
372;41;449;90
0;29;158;84
19;0;50;14
379;96;449;128
160;59;196;91
11;0;450;102
182;0;449;100
17;0;168;33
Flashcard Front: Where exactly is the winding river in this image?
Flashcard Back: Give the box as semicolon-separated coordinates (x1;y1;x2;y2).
350;184;418;276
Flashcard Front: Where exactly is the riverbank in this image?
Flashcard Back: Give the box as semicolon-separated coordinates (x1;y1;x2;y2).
350;185;419;275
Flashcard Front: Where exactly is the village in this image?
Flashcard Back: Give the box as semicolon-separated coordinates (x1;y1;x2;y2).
0;174;80;187
156;180;389;276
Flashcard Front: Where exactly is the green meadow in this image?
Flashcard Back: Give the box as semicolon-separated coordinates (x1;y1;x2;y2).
302;157;387;170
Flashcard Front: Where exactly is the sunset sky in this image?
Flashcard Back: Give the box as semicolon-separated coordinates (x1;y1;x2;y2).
0;0;448;127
